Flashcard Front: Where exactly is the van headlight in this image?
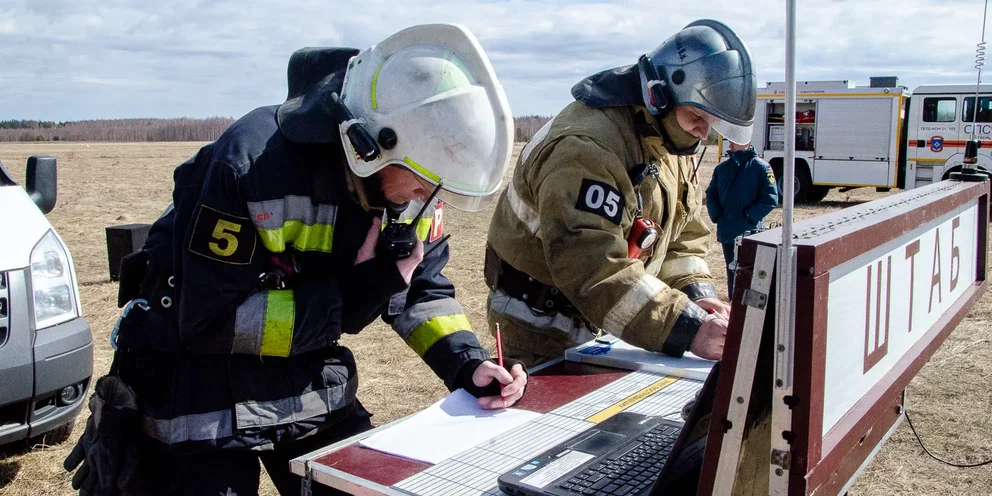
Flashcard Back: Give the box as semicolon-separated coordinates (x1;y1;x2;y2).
30;230;80;329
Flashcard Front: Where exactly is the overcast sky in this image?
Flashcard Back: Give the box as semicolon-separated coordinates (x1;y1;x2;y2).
1;0;988;121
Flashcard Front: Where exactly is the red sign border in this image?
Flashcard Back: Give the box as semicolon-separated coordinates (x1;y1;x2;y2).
699;180;989;495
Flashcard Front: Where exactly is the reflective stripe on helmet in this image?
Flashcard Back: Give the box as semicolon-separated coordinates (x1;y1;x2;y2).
402;155;500;196
371;61;385;110
402;156;441;183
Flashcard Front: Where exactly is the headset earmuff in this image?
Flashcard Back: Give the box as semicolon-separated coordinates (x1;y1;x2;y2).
637;55;671;114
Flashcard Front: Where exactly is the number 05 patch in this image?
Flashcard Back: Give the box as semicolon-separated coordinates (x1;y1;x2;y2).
576;179;624;225
188;204;257;265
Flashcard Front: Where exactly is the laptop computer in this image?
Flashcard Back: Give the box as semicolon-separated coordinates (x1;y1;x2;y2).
497;362;719;496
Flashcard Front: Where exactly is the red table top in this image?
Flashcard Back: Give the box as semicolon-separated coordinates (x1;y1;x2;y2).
310;361;630;487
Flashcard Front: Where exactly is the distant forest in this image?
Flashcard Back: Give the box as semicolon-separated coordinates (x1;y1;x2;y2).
0;116;554;143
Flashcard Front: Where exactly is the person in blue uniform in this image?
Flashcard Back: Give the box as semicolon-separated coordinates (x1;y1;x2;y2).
705;141;778;295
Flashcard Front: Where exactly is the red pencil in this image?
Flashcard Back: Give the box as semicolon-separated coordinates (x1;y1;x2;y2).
495;323;505;394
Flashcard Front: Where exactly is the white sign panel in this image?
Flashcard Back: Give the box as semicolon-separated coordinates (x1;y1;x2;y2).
822;203;979;436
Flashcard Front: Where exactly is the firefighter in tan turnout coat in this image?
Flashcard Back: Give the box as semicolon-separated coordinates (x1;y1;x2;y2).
486;20;757;366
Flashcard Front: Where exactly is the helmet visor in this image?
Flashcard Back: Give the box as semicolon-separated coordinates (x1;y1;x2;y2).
402;158;504;212
437;188;500;212
691;105;753;145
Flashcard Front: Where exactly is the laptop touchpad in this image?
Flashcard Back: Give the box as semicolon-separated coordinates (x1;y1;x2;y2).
568;430;627;454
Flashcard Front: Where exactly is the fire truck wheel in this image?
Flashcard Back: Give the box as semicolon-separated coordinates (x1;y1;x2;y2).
774;160;815;204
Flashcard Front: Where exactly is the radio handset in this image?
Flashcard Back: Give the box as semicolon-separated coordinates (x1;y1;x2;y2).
376;181;443;260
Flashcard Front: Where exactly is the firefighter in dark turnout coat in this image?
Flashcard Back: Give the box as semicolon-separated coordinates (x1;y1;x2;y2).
64;24;524;495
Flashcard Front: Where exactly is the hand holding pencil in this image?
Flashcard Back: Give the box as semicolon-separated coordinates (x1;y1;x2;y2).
470;323;528;410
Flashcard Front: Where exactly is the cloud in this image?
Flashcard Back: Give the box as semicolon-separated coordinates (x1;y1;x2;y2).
0;0;989;120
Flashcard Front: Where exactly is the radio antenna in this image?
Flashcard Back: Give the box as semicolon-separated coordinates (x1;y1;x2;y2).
952;0;992;181
971;0;989;140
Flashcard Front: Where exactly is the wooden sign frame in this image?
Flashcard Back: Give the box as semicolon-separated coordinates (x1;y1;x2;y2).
699;180;989;495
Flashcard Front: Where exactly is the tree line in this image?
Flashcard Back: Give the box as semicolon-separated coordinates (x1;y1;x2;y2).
0;115;556;143
0;118;236;143
0;120;64;129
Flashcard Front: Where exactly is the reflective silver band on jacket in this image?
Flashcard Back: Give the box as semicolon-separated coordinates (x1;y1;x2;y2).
141;375;358;445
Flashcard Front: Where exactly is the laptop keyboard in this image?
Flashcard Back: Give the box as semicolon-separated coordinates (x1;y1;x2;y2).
556;422;681;495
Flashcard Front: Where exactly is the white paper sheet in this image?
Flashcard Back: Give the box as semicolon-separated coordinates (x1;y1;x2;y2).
359;388;542;464
394;371;703;495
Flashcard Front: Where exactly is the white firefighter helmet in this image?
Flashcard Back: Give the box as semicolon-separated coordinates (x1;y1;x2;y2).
339;23;513;212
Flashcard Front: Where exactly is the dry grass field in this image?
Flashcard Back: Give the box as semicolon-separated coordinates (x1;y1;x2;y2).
0;141;989;495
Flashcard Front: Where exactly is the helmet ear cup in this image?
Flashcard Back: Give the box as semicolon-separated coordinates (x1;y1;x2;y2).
637;55;672;114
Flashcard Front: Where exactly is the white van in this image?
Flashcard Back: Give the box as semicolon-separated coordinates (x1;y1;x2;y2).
0;155;92;446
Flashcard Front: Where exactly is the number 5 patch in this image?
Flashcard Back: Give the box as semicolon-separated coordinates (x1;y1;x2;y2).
576;179;624;225
188;204;257;265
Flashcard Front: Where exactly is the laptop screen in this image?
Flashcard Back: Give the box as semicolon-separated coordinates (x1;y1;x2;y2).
650;361;721;494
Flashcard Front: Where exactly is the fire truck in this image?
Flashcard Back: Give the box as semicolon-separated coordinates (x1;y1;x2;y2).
723;78;992;203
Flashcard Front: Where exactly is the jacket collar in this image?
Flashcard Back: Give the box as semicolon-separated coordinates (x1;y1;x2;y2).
571;64;643;109
730;147;757;166
276;47;361;144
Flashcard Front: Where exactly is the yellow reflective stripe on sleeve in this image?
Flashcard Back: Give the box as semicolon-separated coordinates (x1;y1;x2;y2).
370;61;385;110
256;221;335;253
402;157;442;183
259;290;295;357
406;314;471;357
416;217;432;240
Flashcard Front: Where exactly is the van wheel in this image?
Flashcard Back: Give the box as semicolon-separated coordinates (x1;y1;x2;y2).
773;161;815;204
28;423;74;448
